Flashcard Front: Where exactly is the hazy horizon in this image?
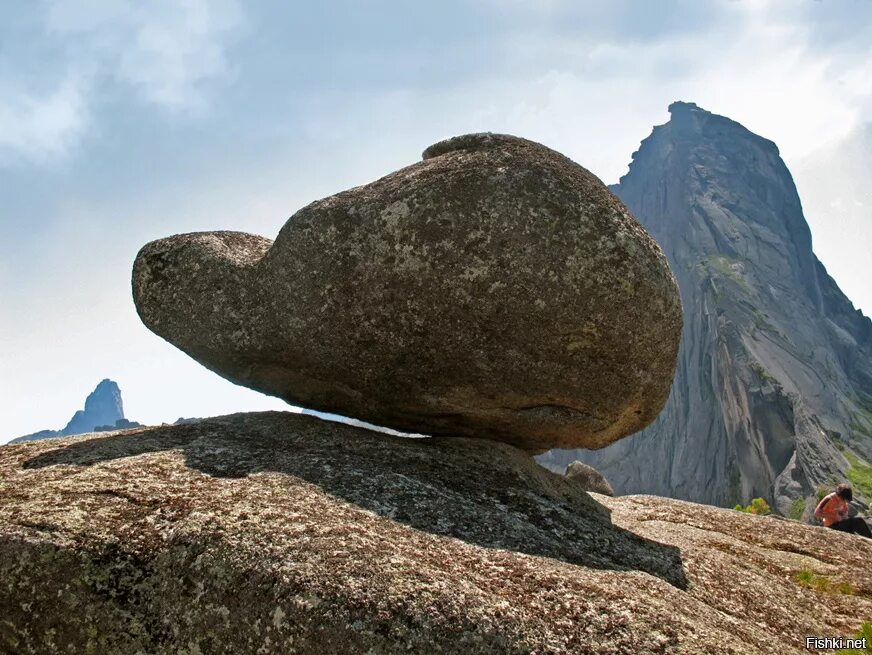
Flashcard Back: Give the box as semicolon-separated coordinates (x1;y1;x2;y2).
3;0;871;442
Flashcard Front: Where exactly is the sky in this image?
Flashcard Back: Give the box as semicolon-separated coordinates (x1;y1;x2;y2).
2;0;871;442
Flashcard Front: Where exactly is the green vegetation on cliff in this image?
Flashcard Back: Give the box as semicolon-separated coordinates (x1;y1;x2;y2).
844;451;872;500
734;498;771;515
794;568;854;595
749;361;777;384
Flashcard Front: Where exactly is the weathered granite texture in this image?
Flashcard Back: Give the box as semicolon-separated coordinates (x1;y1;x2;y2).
541;102;872;514
2;412;870;654
132;133;682;453
565;460;614;496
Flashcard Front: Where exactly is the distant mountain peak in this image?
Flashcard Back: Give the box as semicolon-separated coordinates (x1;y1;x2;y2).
10;379;130;443
667;100;702;115
646;101;781;157
83;379;122;411
63;379;124;436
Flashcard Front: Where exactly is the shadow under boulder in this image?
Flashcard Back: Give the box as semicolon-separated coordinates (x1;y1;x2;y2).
5;412;870;653
17;412;685;587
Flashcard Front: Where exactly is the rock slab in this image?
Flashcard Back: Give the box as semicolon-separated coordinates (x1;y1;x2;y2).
1;413;870;654
133;133;682;452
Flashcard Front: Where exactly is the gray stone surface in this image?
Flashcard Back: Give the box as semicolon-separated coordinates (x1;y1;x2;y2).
2;413;869;654
540;102;872;512
133;133;682;453
565;460;614;495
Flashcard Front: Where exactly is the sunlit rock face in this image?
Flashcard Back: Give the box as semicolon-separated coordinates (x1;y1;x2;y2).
133;133;681;453
2;413;869;654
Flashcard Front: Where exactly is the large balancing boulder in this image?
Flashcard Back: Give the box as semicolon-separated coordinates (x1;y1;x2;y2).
133;133;681;452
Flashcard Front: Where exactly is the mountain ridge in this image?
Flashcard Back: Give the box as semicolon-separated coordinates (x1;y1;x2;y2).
541;101;872;517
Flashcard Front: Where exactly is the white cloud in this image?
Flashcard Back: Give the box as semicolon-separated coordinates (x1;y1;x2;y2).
794;123;872;317
0;74;90;162
298;0;872;183
0;0;243;162
115;1;242;111
4;0;872;440
46;0;244;112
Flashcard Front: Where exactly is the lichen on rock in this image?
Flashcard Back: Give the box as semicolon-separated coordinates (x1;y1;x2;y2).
132;133;682;453
1;413;870;654
565;460;614;496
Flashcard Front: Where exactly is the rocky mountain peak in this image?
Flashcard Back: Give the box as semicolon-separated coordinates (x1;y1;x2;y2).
61;379;124;436
84;378;122;415
9;379;130;443
664;100;716;138
615;109;816;339
667;99;700;113
622;102;799;251
543;103;872;516
663;100;779;151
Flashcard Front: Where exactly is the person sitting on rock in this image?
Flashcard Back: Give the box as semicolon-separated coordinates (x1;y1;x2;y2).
813;483;871;538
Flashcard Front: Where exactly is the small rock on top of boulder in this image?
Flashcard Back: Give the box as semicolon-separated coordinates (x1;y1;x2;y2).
566;460;615;496
133;133;682;452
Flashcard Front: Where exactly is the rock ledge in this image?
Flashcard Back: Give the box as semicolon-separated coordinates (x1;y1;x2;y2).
2;412;870;654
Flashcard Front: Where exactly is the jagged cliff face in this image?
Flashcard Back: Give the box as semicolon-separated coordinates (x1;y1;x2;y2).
542;102;872;515
62;379;124;436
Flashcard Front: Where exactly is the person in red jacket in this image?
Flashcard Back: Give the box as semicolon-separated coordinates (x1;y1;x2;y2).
814;483;871;538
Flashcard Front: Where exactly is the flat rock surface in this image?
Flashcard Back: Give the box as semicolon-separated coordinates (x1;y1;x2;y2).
1;412;869;654
133;133;681;453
